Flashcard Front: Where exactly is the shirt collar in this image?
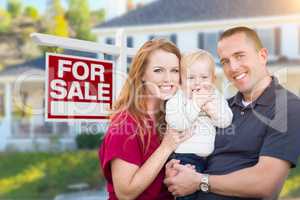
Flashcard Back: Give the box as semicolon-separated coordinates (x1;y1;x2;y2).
254;76;277;106
230;76;277;107
230;92;244;107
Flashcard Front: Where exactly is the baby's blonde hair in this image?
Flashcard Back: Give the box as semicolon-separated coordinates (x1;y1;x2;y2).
181;49;216;76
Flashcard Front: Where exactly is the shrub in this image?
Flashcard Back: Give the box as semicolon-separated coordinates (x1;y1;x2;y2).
75;133;103;149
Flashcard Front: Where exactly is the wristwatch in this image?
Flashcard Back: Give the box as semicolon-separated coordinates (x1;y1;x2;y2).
199;174;210;193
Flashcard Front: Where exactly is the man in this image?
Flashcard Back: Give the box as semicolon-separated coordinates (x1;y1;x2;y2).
164;26;300;200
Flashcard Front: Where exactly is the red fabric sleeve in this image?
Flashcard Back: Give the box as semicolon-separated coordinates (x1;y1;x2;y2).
99;112;143;183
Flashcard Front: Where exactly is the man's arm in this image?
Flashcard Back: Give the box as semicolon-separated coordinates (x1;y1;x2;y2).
165;156;290;198
209;156;290;198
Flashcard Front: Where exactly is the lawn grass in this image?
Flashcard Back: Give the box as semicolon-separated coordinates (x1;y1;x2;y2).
0;151;299;199
281;160;300;198
0;150;103;200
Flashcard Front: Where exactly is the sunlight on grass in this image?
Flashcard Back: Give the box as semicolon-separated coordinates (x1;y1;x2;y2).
0;151;102;199
0;164;45;194
280;175;300;197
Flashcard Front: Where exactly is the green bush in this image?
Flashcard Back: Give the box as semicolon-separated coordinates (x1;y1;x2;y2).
76;133;103;149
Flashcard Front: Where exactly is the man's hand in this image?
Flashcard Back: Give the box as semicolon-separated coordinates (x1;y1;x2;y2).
164;163;201;197
166;159;197;178
165;159;180;178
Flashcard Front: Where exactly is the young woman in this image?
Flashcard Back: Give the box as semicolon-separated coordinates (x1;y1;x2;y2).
99;39;189;200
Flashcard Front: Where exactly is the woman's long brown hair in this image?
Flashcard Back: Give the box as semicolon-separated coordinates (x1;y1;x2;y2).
111;38;181;154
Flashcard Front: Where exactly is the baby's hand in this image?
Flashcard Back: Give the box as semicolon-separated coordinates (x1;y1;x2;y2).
192;93;209;110
202;98;218;119
192;83;215;109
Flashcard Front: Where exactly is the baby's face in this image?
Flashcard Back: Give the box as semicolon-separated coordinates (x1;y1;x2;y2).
181;59;215;98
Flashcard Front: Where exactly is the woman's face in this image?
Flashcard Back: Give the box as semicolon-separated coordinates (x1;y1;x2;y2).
142;49;180;101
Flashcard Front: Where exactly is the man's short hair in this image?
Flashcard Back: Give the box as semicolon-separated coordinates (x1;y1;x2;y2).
219;26;263;52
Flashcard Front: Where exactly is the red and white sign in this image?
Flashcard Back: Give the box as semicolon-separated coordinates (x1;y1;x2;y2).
45;53;113;121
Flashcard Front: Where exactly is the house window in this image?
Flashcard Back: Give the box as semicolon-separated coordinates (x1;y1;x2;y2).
127;57;132;73
127;36;133;47
0;94;3;118
148;34;177;44
170;34;177;45
198;33;204;49
105;37;115;45
149;35;155;40
203;32;218;58
257;28;277;56
299;27;300;55
274;27;281;56
104;37;115;60
126;37;133;71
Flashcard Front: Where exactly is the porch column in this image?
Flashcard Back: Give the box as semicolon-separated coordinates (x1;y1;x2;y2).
5;83;12;138
0;83;12;151
115;29;127;99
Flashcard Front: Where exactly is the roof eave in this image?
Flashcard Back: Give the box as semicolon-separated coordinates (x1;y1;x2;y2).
0;71;45;83
93;14;300;36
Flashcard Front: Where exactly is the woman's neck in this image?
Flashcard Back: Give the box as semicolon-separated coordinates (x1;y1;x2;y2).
145;97;161;119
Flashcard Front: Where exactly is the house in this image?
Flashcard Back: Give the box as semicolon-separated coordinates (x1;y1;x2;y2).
0;50;102;151
93;0;300;97
1;0;300;151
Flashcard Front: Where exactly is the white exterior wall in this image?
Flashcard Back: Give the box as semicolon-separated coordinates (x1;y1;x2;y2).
131;34;148;49
98;36;106;45
13;82;44;111
177;31;198;52
100;31;200;53
281;24;300;59
0;83;12;151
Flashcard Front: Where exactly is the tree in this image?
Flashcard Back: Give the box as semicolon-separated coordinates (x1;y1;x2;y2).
90;9;105;27
24;6;39;20
66;0;96;41
45;0;69;37
7;0;22;18
0;8;12;33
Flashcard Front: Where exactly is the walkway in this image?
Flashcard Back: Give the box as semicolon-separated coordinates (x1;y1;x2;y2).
54;190;108;200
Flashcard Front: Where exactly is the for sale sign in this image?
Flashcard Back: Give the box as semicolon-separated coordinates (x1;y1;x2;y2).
45;53;113;121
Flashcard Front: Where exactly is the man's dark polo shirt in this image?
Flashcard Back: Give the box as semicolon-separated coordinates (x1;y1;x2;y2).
197;77;300;200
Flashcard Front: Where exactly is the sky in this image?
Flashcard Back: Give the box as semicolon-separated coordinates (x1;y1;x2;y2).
0;0;151;12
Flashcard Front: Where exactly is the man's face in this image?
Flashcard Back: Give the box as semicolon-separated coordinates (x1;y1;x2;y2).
217;32;268;96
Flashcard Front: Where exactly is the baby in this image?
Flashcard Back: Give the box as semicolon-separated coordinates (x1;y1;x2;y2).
166;50;233;200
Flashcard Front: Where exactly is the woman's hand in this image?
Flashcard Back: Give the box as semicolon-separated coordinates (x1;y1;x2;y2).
165;159;196;179
161;127;191;152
